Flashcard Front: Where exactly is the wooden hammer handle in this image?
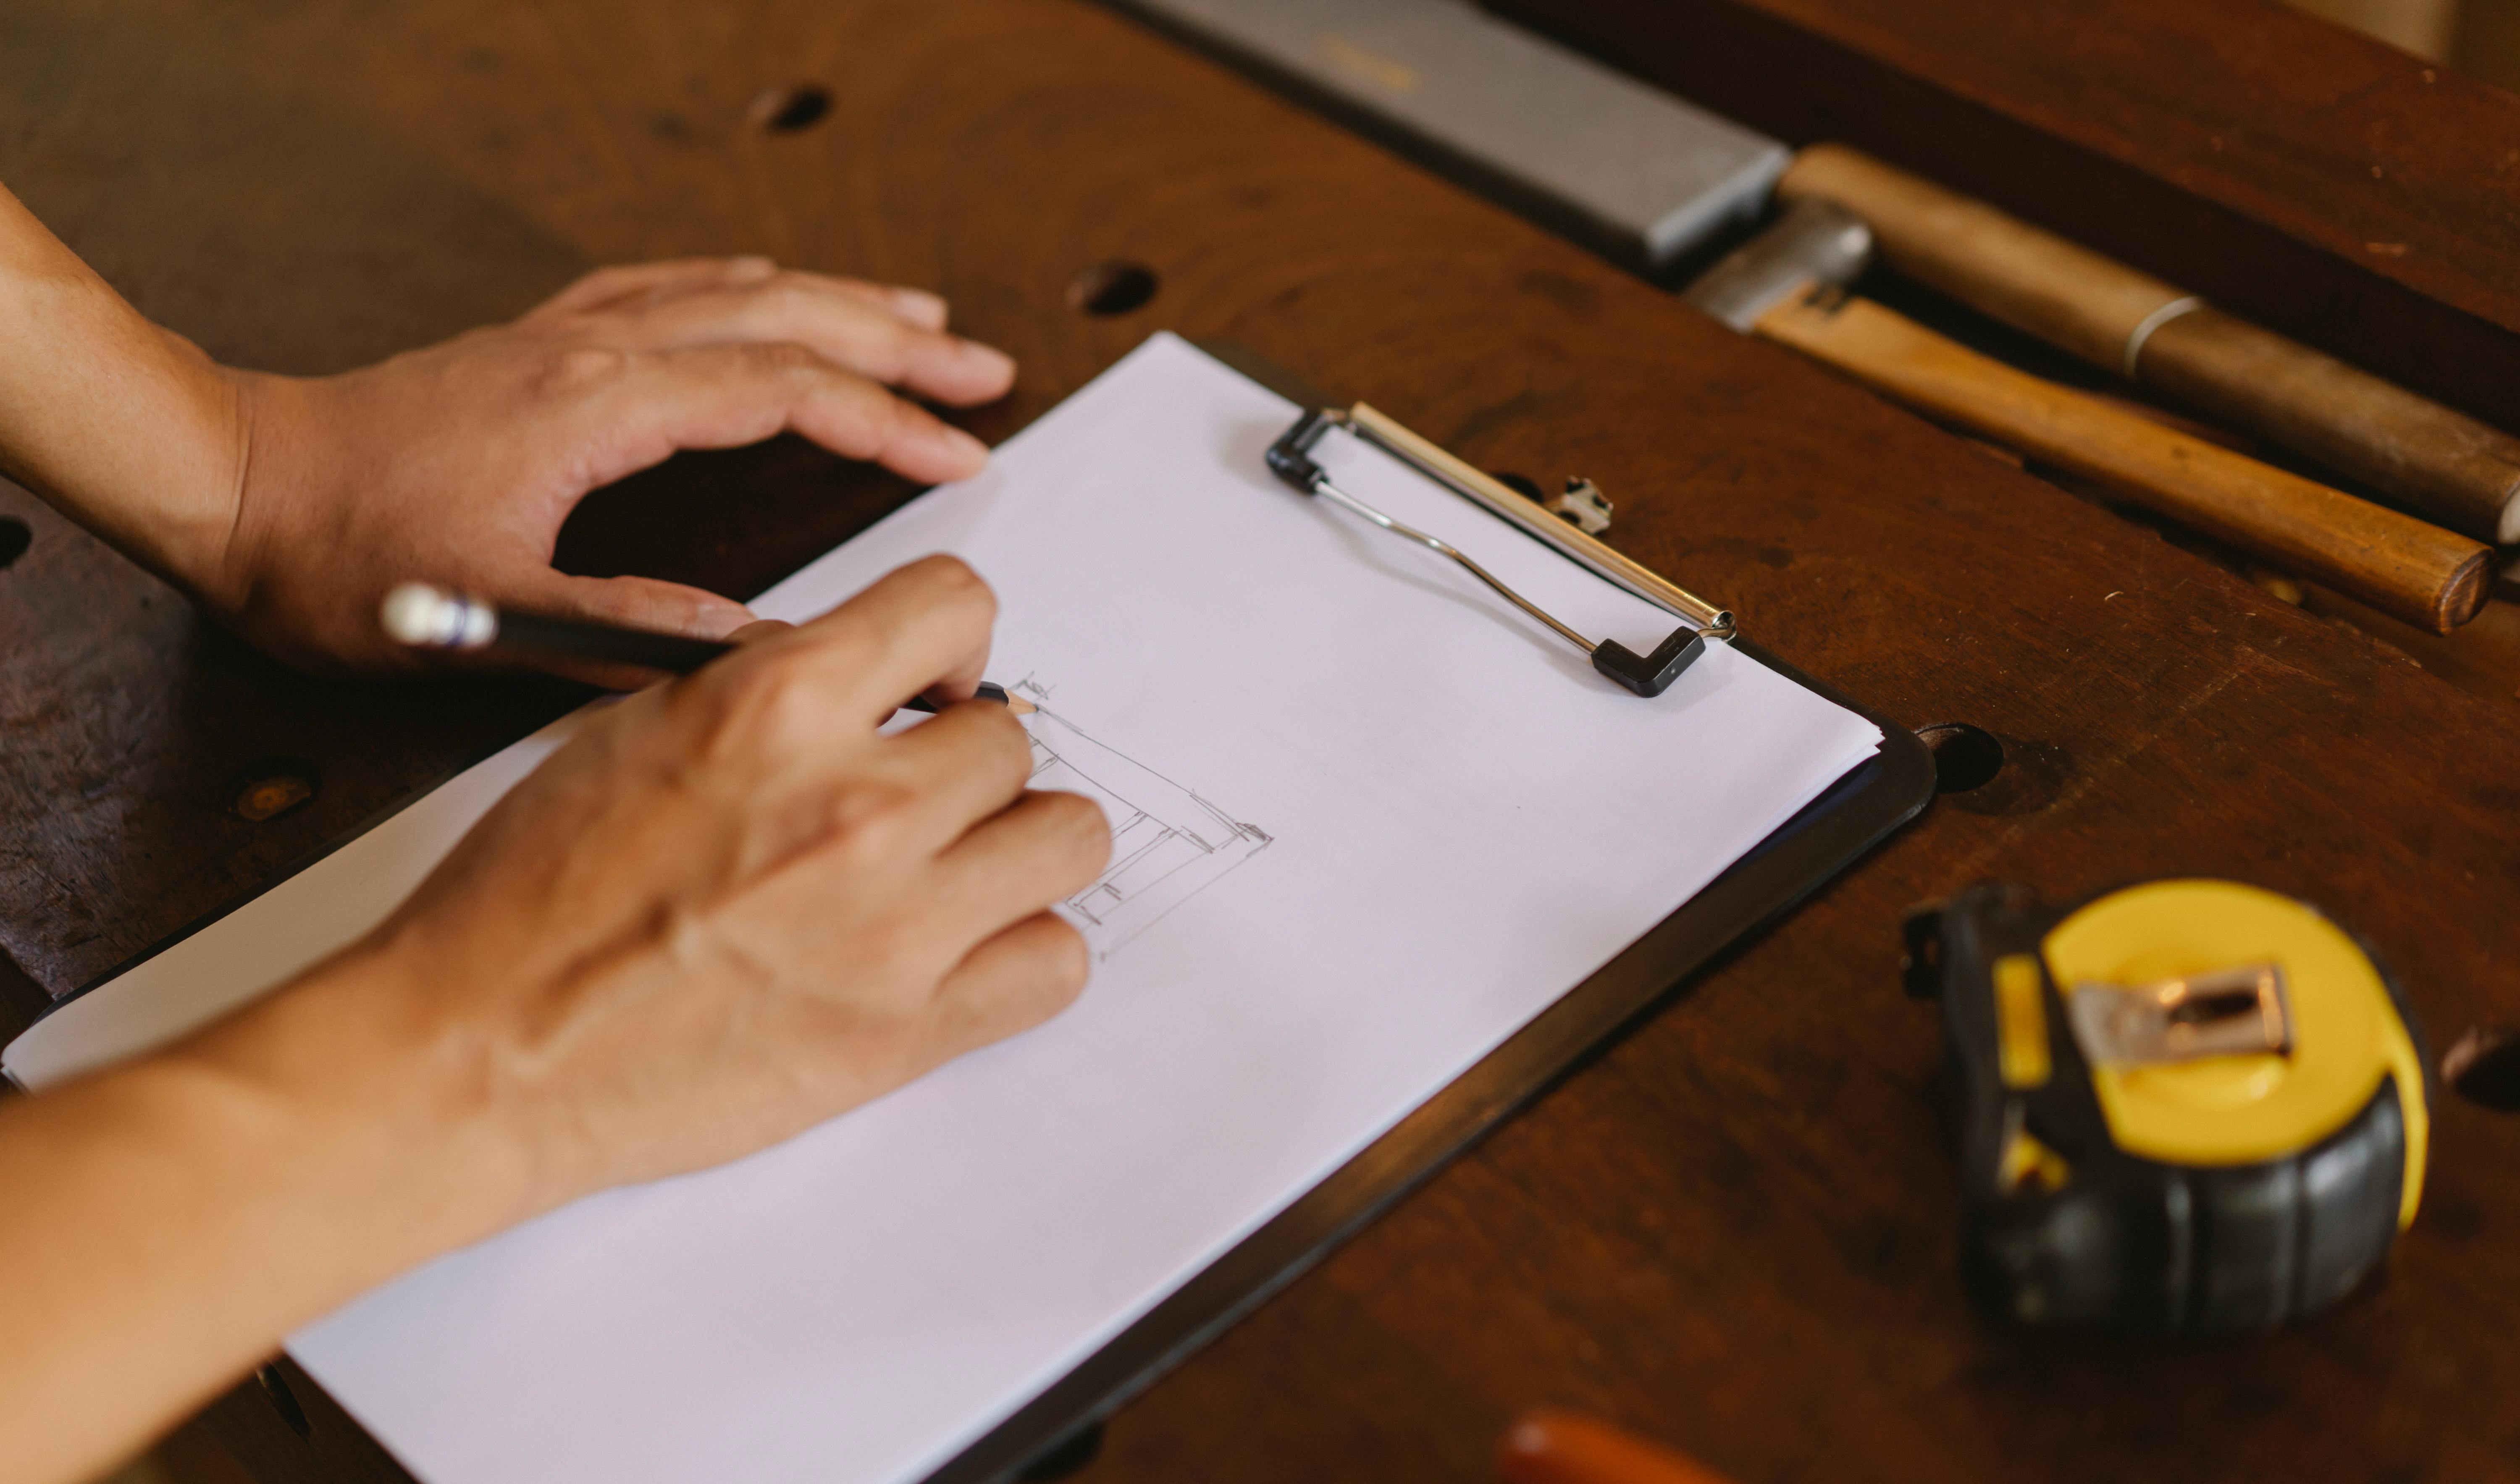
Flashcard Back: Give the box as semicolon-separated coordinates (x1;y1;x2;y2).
1777;145;2520;544
1756;291;2492;633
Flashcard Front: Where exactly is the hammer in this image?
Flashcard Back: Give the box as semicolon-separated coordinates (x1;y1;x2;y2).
1108;0;2494;631
1689;199;2489;632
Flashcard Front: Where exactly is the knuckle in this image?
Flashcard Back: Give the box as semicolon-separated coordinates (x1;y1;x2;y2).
819;941;942;1050
1044;792;1114;870
798;613;885;683
865;319;921;375
747;339;828;381
526;343;630;397
686;650;834;763
766;280;822;320
909;554;996;617
846;912;929;983
825;778;924;865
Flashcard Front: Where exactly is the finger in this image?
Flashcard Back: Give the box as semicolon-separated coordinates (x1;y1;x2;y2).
726;618;796;645
494;572;756;690
777;555;1002;724
597;276;1015;406
563;342;993;488
928;789;1113;939
820;280;950;333
674;556;1001;759
922;912;1092;1062
524;257;777;320
862;698;1038;856
620;268;951;333
523;571;755;639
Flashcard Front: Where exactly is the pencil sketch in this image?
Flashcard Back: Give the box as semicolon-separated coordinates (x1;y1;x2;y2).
1014;679;1273;959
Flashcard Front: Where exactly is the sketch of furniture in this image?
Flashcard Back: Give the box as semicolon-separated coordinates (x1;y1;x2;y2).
1014;682;1273;958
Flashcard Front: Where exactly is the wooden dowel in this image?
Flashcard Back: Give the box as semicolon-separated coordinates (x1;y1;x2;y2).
1755;291;2492;633
1777;144;2520;544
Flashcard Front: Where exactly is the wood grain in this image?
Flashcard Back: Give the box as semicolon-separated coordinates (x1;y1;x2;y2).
2299;591;2520;705
2;2;2516;1482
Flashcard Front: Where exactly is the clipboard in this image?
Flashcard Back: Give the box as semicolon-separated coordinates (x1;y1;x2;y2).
14;340;1932;1484
929;344;1936;1481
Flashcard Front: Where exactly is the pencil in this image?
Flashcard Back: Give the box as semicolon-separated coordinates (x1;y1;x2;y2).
378;583;1037;714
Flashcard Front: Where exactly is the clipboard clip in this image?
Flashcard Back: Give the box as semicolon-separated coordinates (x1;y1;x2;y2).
1267;405;1736;696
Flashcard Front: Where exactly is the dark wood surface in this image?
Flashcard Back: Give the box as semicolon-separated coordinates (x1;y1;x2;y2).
3;1;2516;1481
1494;0;2520;441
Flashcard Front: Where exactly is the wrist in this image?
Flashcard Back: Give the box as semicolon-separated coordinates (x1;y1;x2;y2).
0;949;534;1482
0;184;249;598
161;942;543;1293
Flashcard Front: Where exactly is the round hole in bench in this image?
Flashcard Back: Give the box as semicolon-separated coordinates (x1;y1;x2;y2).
1066;261;1158;317
2444;1026;2520;1112
0;517;29;569
749;84;831;133
1490;471;1544;501
1917;723;2004;794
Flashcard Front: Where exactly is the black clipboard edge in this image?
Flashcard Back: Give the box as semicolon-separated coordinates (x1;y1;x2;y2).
935;672;1934;1482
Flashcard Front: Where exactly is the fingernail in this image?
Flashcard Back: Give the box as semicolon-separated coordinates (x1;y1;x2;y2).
727;256;777;282
694;600;758;638
957;338;1016;383
891;286;948;327
941;425;990;465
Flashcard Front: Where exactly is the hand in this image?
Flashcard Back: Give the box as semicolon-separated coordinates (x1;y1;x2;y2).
200;555;1111;1223
0;557;1109;1484
205;257;1017;674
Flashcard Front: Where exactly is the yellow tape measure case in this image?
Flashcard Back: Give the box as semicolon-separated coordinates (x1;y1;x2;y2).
1903;880;2429;1336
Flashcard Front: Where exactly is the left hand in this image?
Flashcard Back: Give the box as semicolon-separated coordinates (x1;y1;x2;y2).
201;256;1017;674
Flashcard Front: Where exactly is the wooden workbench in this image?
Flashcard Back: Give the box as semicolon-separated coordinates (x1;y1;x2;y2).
3;1;2514;1480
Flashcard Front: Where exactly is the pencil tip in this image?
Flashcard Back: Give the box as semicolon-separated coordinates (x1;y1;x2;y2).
1007;697;1038;716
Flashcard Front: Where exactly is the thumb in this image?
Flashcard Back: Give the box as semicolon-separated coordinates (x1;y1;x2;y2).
500;572;758;688
525;572;757;640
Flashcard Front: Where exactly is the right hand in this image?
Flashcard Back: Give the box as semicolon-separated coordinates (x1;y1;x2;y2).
193;555;1110;1234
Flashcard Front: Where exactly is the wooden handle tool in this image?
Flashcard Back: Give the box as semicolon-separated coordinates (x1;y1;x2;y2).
1756;290;2492;632
1777;145;2520;545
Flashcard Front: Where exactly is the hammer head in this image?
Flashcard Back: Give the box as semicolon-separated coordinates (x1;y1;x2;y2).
1683;198;1874;333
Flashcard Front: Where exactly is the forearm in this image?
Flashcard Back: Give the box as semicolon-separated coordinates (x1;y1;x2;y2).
0;179;244;596
0;950;522;1484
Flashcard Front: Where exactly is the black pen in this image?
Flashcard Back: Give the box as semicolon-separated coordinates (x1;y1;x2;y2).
378;583;1035;714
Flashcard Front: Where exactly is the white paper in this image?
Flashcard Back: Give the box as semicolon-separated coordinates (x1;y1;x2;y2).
5;334;1878;1484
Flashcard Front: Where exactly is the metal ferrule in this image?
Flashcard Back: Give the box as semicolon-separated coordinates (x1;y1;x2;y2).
1682;196;1874;334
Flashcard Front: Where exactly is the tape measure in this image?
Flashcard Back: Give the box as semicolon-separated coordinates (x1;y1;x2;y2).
1901;879;2428;1335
